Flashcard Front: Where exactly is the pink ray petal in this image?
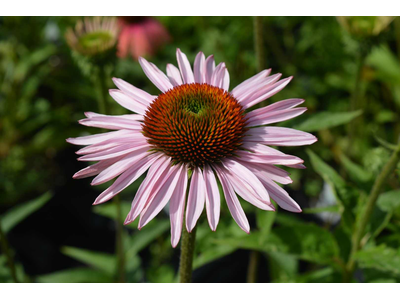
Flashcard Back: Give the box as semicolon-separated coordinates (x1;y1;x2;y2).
112;77;155;105
73;157;121;179
205;55;215;85
139;57;173;93
78;116;142;131
193;51;206;84
221;159;271;205
246;99;305;119
236;160;293;185
225;171;274;211
109;89;147;115
176;48;195;84
139;164;185;229
93;153;160;205
231;69;271;98
246;107;307;127
166;63;183;86
66;130;129;146
203;164;220;231
222;68;230;91
185;167;205;232
214;166;250;233
91;146;151;186
244;127;317;146
124;155;171;224
78;142;148;162
258;176;302;213
236;150;304;166
241;76;293;109
170;165;188;248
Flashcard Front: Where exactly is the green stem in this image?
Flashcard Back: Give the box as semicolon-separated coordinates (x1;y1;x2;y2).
344;139;400;282
0;220;18;283
348;49;367;149
115;195;125;283
247;250;260;283
179;226;197;283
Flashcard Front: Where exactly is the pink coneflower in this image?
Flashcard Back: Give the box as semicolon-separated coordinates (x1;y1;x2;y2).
67;49;317;247
117;17;170;59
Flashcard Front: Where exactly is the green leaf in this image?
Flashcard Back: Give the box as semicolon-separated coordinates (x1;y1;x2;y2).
256;209;276;244
194;244;237;269
268;252;298;282
36;268;112;283
377;190;400;212
216;223;340;265
1;192;52;233
61;246;116;275
355;245;400;276
307;149;358;232
340;153;372;184
125;219;170;260
294;110;362;132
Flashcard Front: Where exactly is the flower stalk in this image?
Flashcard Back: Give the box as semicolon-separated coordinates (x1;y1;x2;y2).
115;195;125;283
179;226;197;283
344;138;400;281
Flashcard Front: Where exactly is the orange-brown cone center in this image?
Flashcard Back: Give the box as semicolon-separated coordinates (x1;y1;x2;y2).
142;83;247;167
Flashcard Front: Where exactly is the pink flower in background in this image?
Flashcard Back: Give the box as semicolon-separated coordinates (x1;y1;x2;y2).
117;17;170;59
67;49;317;247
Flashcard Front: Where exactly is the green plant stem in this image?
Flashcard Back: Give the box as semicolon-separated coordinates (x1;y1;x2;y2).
115;195;125;283
348;49;367;149
250;16;265;277
247;250;260;283
179;226;197;283
0;220;18;283
254;16;265;73
344;139;400;282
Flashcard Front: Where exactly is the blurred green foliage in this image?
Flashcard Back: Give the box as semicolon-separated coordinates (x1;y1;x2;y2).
1;16;400;283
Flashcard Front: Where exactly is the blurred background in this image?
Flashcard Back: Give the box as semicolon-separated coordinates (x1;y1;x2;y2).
1;16;400;283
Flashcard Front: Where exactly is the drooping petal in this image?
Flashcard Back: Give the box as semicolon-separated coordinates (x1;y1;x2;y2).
193;52;206;84
124;155;171;224
246;98;305;119
244;127;318;146
214;166;250;233
112;77;156;106
185;167;205;232
166;64;183;86
109;89;147;115
170;166;188;248
176;48;195;84
93;153;160;205
91;146;150;185
221;159;272;206
139;57;173;92
258;176;302;213
236;160;293;185
225;171;274;211
139;164;185;229
203;164;220;231
73;157;121;179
